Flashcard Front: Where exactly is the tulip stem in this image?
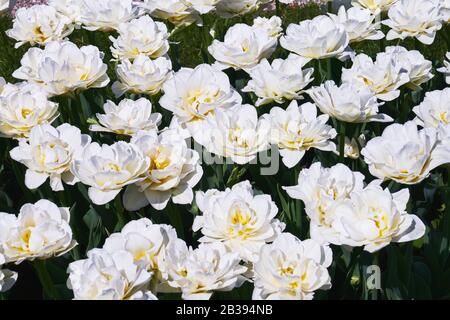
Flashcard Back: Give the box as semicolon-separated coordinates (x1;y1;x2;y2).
339;122;346;162
33;260;59;300
114;196;125;232
167;203;185;240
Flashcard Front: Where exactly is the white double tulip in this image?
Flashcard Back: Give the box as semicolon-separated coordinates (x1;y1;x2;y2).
10;123;91;191
385;46;434;90
252;233;332;300
103;218;178;286
216;0;271;18
90;98;161;136
0;0;8;14
79;0;137;32
0;83;59;139
264;101;337;168
280;15;349;60
351;0;398;13
208;23;277;71
341;52;409;101
112;55;172;98
242;54;314;106
6;5;74;48
193;180;285;262
13;41;109;97
438;52;450;84
140;0;201;27
199;104;271;164
361;121;450;184
329;6;384;43
159;64;241;141
0;77;5;95
110;15;169;61
0;200;76;263
123;129;203;211
252;16;283;38
159;239;247;300
441;0;450;23
283;163;365;245
71;141;149;205
48;0;82;25
67;248;156;300
338;135;366;160
182;0;220;14
413;88;450;129
308;81;392;123
383;0;443;45
328;184;426;252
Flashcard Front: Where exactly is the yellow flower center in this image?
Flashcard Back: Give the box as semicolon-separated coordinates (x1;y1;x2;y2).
439;112;448;125
21;108;33;118
80;73;89;81
106;163;121;172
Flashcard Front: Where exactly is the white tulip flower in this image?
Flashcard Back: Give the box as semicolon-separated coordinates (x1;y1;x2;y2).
67;248;157;300
329;6;384;43
328;184;426;252
351;0;398;14
341;52;409;101
413;88;450;129
79;0;138;32
0;83;59;139
181;0;220;14
0;199;76;264
48;0;83;25
110;15;169;61
308;81;392;123
13;41;110;97
140;0;201;27
263;101;337;168
283;162;365;245
384;46;434;90
252;16;283;38
242;54;314;106
71;141;149;205
216;0;271;18
335;136;366;160
0;0;8;14
90;98;161;136
159;64;241;141
103;218;178;284
10;123;91;191
193;180;285;262
438;52;450;84
6;5;74;48
252;233;332;300
383;0;442;45
112;55;172;98
123;129;203;211
208;23;277;71
0;255;17;293
440;0;450;23
0;77;5;95
280;15;349;60
361;121;450;184
159;239;247;300
199;104;271;165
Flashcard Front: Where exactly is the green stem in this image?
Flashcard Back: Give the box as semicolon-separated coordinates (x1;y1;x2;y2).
114;195;125;232
200;15;211;64
167;203;185;239
339;122;346;162
33;260;59;300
